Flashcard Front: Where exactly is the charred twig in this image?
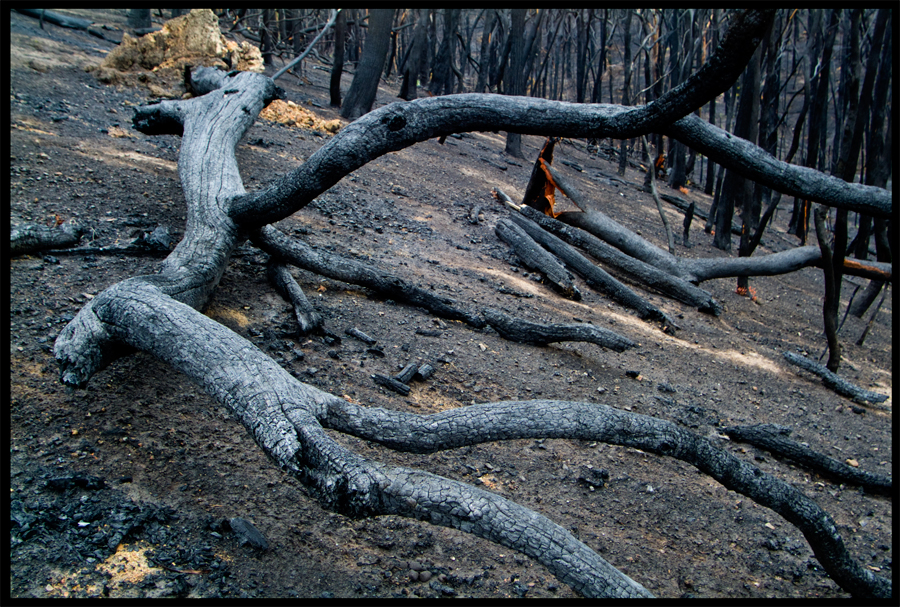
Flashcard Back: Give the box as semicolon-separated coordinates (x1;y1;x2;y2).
345;326;377;344
372;373;411;396
267;260;322;335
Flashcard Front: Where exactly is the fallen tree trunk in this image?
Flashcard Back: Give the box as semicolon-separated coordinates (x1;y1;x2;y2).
506;210;680;332
483;308;635;351
782;351;889;405
516;205;722;315
724;424;892;496
50;8;891;595
558;210;892;285
15;9;93;31
495;218;581;299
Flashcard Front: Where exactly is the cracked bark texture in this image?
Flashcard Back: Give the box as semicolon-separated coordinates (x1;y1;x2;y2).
52;9;891;597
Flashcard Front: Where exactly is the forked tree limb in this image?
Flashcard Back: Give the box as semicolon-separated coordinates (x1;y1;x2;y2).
50;9;891;596
65;278;890;598
322;397;891;598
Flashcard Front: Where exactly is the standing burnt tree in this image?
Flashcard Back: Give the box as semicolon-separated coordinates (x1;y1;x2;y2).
46;9;891;599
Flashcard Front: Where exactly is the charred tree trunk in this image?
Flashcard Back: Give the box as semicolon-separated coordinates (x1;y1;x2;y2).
340;9;394;120
398;10;428;101
504;9;526;158
48;10;892;599
330;9;346;107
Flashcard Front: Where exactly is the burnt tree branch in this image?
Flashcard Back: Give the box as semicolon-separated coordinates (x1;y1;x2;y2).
50;7;891;597
724;424;892;496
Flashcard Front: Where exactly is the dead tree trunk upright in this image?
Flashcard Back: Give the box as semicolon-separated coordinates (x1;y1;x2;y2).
714;42;762;252
504;8;526;158
127;9;151;32
398;9;429;101
329;9;346;107
851;24;893;317
618;10;633;177
341;9;395;120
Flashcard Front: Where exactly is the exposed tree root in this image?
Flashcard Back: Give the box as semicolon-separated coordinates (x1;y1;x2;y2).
724;424;892;496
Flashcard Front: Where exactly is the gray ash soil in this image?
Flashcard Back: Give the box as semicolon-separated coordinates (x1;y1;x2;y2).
8;10;892;599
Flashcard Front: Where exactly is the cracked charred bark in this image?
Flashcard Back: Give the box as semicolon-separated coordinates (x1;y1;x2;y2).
53;9;891;598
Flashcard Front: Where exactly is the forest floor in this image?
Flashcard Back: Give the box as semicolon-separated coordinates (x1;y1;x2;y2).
8;10;892;600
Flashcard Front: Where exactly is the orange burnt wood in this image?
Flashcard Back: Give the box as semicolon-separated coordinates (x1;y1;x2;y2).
521;137;558;216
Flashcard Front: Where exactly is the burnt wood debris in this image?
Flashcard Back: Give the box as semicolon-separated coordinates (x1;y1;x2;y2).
10;8;892;599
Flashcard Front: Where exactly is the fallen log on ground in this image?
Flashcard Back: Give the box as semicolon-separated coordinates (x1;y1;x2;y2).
517;205;722;315
10;221;84;256
15;9;93;31
724;424;892;496
483;308;635;351
506;210;679;332
495;218;582;299
558;210;892;285
782;351;889;405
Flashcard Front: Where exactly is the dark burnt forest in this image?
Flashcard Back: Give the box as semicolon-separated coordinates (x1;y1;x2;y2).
8;8;892;600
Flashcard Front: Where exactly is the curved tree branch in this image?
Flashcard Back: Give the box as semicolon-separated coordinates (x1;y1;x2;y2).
52;9;891;598
322;398;891;598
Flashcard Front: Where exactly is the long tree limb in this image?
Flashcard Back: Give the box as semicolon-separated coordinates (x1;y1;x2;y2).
724;424;892;496
558;210;891;284
782;351;889;405
252;225;486;328
664;114;890;218
323;397;891;598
